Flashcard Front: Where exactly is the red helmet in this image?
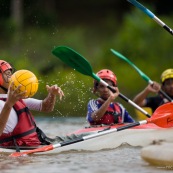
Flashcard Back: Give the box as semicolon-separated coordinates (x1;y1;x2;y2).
0;60;12;86
93;69;117;92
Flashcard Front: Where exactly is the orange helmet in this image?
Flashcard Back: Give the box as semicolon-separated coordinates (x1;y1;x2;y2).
93;69;117;92
0;60;13;86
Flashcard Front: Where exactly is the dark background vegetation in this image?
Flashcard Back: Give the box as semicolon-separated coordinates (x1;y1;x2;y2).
0;0;173;119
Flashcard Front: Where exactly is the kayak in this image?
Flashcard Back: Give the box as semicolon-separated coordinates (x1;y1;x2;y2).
141;142;173;167
1;123;173;155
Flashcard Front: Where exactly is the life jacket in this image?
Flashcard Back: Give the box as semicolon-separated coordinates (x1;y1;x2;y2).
90;101;122;125
0;98;41;147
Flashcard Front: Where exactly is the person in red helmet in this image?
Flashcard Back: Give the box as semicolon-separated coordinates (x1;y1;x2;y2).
86;69;135;126
0;60;13;92
0;60;66;149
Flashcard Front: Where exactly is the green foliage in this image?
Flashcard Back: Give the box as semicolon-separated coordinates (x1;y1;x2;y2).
37;68;94;117
109;9;173;89
1;7;173;118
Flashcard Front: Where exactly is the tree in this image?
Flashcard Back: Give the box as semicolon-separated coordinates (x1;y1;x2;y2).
11;0;23;30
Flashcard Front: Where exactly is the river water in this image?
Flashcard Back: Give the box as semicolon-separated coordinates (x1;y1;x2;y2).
0;117;171;173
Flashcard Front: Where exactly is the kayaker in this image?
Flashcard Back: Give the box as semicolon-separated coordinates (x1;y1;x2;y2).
133;69;173;113
0;60;76;150
86;69;135;126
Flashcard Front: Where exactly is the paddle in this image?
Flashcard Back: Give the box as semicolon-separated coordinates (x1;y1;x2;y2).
127;0;173;36
9;102;173;157
110;49;173;102
51;46;151;118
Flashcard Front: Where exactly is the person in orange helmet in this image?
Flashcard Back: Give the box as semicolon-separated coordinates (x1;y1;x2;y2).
133;69;173;113
0;60;65;149
86;69;135;126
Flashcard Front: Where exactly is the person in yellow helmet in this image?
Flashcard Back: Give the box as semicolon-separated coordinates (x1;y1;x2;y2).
133;69;173;113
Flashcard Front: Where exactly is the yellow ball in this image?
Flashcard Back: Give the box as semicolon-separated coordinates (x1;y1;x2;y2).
10;70;39;98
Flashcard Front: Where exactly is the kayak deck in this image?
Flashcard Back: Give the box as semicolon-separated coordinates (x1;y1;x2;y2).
1;124;173;155
71;123;162;135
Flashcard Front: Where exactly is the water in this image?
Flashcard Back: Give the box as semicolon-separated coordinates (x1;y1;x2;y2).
0;117;171;173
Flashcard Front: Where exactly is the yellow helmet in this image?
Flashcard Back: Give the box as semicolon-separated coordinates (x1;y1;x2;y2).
161;69;173;83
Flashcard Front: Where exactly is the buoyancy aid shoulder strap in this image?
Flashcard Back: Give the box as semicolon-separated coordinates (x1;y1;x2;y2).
117;103;125;123
0;98;32;118
13;100;36;127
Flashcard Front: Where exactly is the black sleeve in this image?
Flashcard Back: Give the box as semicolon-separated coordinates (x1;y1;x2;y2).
145;95;163;112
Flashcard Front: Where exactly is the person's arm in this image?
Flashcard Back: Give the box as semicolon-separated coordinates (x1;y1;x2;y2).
91;96;113;121
41;85;64;112
91;87;119;122
0;83;26;135
133;82;161;107
0;102;12;135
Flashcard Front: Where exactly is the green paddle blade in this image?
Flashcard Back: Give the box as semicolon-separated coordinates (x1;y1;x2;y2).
110;49;150;82
111;49;173;102
52;46;100;82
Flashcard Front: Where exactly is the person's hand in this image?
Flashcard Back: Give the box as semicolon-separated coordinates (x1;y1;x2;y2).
46;84;64;100
109;86;119;102
147;82;161;93
6;82;27;107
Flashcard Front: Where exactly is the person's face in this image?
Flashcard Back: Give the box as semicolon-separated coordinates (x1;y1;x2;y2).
2;69;13;88
162;78;173;97
96;79;114;100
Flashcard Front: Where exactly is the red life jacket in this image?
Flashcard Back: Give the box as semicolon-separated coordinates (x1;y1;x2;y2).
90;101;122;125
0;99;41;146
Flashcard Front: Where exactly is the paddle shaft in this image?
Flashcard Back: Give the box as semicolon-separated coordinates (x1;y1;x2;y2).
48;120;146;146
10;102;173;157
10;120;147;156
101;79;151;118
148;80;172;102
127;0;173;36
111;49;173;102
52;46;151;118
